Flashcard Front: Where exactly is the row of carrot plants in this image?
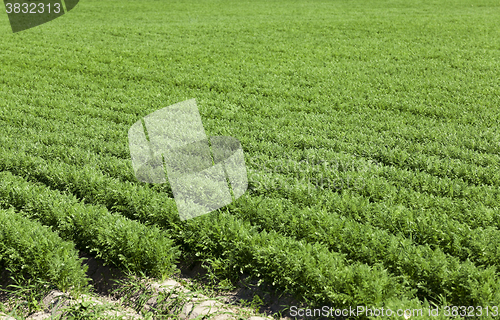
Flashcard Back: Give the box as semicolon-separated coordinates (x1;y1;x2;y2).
1;135;499;306
1;111;497;306
231;195;500;305
2;118;498;226
0;150;416;308
4;128;498;270
179;210;423;309
0;171;180;279
247;173;500;268
0;207;89;292
2;99;499;189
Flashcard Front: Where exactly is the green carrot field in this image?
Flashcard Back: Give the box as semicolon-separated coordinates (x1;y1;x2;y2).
1;0;500;318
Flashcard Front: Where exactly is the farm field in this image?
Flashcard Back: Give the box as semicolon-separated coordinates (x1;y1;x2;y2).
1;0;500;318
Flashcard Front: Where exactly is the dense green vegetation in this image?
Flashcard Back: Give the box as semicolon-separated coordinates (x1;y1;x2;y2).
0;171;180;279
1;0;500;318
0;207;88;292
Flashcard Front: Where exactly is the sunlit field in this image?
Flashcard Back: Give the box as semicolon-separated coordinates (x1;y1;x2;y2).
1;0;500;318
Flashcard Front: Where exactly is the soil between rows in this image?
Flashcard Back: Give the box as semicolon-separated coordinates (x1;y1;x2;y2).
0;250;312;319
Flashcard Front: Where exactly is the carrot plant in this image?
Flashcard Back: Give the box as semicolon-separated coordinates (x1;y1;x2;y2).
0;208;89;293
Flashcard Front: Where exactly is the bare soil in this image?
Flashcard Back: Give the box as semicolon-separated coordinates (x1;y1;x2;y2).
0;251;297;319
